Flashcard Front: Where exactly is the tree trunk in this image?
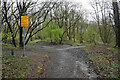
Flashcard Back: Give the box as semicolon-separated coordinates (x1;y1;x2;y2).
19;23;23;47
59;31;66;44
4;2;16;47
79;35;83;43
12;36;16;47
112;1;120;47
67;32;71;40
31;37;32;41
59;37;63;44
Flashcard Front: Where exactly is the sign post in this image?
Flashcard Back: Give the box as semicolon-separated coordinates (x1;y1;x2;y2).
21;16;29;56
23;27;25;56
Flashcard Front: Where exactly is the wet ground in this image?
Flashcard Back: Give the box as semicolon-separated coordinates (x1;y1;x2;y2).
29;42;99;78
3;41;99;78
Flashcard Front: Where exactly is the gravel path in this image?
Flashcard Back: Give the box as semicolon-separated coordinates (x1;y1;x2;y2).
29;43;99;79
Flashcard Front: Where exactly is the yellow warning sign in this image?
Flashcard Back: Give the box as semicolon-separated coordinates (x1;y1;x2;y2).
21;16;29;27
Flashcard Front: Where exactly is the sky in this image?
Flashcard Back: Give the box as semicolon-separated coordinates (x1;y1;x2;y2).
67;0;93;21
67;0;93;11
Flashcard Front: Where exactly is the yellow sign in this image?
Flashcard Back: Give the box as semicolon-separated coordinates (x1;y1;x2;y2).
21;16;29;27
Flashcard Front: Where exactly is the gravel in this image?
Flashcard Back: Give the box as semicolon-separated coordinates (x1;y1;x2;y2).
29;42;99;78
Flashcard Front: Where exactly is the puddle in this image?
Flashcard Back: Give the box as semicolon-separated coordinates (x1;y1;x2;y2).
74;61;98;78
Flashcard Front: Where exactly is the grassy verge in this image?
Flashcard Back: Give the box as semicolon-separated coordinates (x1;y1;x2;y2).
2;54;33;78
84;44;119;78
28;39;41;44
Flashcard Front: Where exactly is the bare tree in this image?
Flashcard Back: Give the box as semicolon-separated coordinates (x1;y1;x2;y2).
2;0;56;47
90;0;114;44
112;0;120;47
52;1;83;44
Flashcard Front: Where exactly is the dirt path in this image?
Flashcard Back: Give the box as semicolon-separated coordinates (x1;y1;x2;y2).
3;42;99;78
29;43;99;78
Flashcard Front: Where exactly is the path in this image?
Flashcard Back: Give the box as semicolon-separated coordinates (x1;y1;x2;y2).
30;43;99;78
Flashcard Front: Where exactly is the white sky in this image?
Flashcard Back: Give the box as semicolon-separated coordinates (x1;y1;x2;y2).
65;0;94;21
67;0;92;11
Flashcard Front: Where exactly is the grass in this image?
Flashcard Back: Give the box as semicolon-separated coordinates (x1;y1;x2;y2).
2;42;40;51
61;40;84;46
27;38;89;47
2;54;33;78
29;39;41;44
85;44;119;78
26;45;39;49
2;43;17;50
28;39;84;47
56;44;71;46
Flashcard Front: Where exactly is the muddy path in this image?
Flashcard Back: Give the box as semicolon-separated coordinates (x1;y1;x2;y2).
28;42;99;78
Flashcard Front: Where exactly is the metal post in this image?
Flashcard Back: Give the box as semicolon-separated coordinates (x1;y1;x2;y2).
23;12;26;57
23;27;25;56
